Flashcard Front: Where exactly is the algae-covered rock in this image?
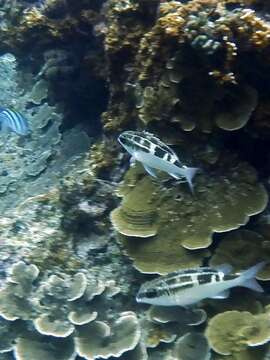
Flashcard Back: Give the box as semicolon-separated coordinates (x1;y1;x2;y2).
210;230;270;281
112;157;268;273
206;310;270;357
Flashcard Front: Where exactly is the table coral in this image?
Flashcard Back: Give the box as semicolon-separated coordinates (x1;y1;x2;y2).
111;156;267;273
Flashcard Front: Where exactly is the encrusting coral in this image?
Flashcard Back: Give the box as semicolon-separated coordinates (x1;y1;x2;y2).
111;155;268;273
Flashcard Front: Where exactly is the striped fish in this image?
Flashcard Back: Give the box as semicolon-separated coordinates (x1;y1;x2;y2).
0;107;30;136
136;263;265;307
118;131;198;193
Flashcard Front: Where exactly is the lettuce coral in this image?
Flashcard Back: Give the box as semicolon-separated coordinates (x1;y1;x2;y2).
111;156;267;273
206;310;270;357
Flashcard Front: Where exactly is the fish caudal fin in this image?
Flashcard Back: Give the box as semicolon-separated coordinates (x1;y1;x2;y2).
175;166;199;193
239;262;266;293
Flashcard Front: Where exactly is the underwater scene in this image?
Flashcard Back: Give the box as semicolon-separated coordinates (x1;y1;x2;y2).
1;0;270;359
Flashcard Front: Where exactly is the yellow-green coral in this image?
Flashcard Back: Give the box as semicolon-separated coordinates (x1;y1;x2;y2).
111;156;267;273
206;310;270;357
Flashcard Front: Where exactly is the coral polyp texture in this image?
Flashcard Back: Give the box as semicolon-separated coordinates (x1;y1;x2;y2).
111;157;267;273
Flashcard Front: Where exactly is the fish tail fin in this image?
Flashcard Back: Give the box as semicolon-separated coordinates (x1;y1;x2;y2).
182;166;199;194
170;166;199;193
239;262;266;293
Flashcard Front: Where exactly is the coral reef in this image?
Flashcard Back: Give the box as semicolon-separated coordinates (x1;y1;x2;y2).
0;53;91;213
111;156;267;273
0;261;213;360
1;1;270;359
102;0;270;134
206;309;270;358
0;261;139;359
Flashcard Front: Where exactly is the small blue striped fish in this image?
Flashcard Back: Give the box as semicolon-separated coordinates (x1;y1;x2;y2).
0;107;30;136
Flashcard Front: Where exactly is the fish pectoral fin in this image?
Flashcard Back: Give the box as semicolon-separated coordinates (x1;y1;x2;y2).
169;172;182;180
143;164;158;178
129;156;136;167
210;289;230;299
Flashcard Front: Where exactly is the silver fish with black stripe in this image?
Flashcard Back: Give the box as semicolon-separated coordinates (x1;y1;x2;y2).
0;107;30;136
136;263;265;307
118;131;198;193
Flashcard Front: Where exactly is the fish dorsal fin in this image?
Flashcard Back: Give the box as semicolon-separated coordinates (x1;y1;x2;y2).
213;264;233;275
210;289;230;299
